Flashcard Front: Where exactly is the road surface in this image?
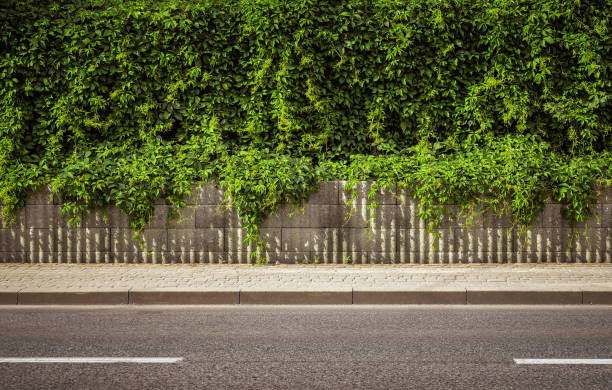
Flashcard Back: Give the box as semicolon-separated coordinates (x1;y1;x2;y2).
0;306;611;389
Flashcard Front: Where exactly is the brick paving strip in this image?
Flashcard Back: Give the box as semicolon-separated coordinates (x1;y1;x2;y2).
1;264;611;305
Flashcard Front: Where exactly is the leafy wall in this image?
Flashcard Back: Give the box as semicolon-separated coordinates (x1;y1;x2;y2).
1;0;610;259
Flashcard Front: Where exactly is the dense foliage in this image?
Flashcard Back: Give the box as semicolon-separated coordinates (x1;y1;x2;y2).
1;0;610;257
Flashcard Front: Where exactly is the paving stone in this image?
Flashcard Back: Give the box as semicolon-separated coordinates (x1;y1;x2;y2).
1;264;612;299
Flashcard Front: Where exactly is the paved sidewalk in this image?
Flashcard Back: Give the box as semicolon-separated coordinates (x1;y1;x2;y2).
1;264;612;305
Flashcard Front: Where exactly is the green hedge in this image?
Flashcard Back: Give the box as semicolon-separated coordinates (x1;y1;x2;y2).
1;0;610;256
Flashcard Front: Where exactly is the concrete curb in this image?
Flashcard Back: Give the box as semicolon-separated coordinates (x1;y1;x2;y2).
0;292;18;305
1;289;611;305
583;291;612;305
353;290;466;305
18;290;128;305
240;290;352;305
466;290;582;305
129;290;239;305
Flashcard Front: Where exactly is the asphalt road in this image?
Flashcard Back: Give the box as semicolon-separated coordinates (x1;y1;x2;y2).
0;306;611;389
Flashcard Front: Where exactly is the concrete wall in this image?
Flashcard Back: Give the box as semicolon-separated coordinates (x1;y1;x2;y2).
0;182;610;264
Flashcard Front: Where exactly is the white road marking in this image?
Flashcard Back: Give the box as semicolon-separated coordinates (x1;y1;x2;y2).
0;357;183;364
514;359;612;365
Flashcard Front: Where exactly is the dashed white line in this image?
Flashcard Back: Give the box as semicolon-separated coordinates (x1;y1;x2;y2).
0;357;183;364
514;359;612;365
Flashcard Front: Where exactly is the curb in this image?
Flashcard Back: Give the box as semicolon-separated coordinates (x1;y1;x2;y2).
129;290;239;305
17;290;128;305
353;290;466;305
1;289;611;305
240;290;352;305
466;290;582;305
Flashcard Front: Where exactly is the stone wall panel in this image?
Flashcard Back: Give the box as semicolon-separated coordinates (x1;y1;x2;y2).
282;228;341;253
339;181;397;205
0;182;609;264
309;182;339;204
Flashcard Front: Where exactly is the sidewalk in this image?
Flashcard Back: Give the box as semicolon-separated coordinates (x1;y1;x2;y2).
1;264;612;305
